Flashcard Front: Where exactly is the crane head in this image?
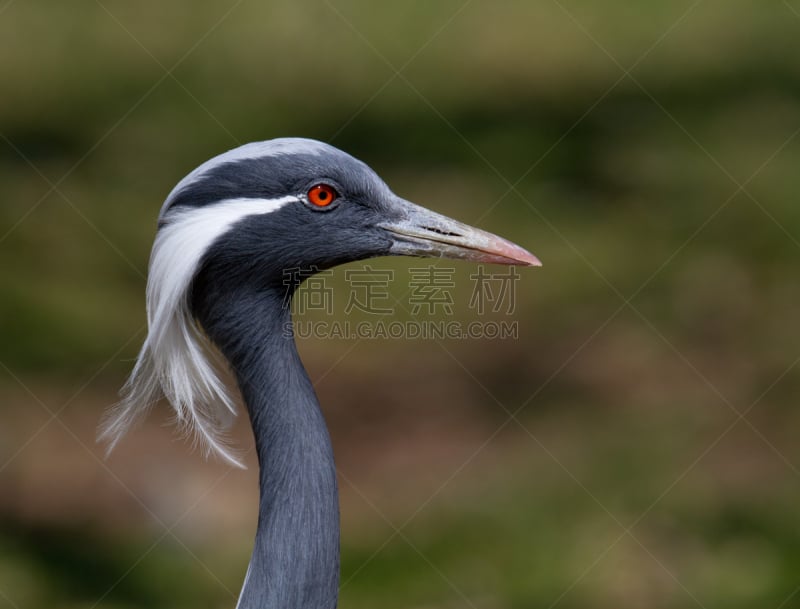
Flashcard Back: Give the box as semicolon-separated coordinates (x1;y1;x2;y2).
100;138;539;466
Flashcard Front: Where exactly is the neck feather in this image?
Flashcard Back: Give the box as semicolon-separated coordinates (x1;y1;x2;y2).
197;288;339;609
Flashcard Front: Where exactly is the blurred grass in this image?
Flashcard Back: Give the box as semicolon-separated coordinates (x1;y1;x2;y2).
2;0;800;608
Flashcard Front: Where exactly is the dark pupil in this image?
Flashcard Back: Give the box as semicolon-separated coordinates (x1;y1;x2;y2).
318;190;329;200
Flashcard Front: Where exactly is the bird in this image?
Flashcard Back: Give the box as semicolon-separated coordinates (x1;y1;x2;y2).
99;137;540;609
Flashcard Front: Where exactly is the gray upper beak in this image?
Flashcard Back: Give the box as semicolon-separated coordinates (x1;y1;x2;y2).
379;198;541;267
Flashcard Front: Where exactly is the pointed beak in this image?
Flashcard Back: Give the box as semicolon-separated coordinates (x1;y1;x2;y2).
378;198;541;267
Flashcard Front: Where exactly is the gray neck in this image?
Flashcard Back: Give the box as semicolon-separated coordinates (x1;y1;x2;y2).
204;291;339;609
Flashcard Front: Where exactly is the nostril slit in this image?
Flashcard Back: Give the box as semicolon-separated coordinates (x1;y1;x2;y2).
422;225;461;237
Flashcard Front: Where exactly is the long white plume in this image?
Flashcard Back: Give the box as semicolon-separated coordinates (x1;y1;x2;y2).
100;196;296;468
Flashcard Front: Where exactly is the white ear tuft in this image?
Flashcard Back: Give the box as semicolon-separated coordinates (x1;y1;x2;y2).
99;196;296;467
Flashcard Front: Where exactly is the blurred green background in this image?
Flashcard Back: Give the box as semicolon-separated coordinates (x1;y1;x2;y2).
2;1;800;608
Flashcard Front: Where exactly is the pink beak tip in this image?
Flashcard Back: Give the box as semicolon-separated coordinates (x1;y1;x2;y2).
497;240;542;267
526;253;543;267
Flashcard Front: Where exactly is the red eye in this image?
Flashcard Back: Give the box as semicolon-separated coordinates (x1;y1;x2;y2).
307;184;339;207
